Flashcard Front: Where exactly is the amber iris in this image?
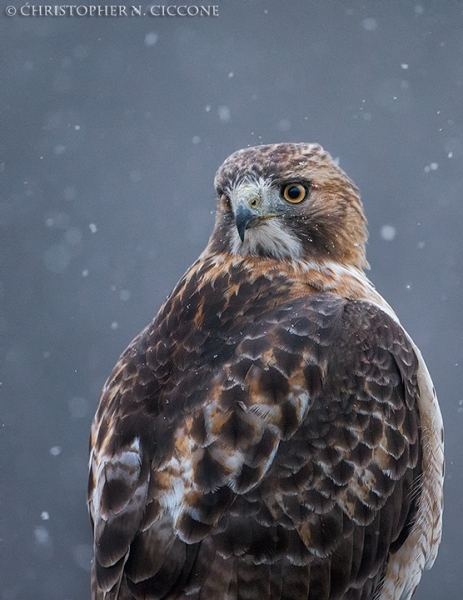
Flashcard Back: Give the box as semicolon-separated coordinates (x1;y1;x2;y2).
282;183;307;203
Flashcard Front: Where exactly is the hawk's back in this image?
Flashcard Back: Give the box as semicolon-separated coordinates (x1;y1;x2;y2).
89;256;423;600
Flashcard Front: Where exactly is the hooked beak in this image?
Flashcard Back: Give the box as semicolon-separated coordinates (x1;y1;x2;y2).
235;203;258;242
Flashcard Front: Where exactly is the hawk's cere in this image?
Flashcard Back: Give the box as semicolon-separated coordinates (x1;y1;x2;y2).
88;143;444;600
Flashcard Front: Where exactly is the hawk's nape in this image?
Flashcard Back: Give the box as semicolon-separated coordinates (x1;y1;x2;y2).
88;143;443;600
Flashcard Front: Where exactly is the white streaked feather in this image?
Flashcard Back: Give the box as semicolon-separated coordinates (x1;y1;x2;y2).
230;219;303;260
225;174;274;197
91;437;143;522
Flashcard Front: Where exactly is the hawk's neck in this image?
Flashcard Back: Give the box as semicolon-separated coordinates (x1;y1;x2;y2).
175;251;397;323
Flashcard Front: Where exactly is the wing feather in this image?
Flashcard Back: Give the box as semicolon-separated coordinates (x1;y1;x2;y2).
89;263;424;599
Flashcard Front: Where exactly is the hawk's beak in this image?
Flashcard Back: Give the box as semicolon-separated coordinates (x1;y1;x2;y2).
235;203;258;242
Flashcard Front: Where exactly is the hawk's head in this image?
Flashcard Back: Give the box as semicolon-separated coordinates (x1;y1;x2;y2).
209;143;368;270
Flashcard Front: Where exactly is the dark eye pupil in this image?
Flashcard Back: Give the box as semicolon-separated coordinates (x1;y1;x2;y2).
288;186;302;199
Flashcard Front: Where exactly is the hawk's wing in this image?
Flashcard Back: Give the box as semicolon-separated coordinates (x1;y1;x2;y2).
88;288;422;600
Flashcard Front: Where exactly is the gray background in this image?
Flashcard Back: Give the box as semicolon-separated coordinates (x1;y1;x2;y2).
1;1;462;598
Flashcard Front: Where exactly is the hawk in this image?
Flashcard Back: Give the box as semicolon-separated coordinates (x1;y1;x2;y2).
88;143;444;600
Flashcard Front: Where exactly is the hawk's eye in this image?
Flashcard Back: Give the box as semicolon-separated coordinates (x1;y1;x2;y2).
282;183;308;204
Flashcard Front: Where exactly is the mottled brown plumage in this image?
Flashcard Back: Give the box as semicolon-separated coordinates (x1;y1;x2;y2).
88;143;443;600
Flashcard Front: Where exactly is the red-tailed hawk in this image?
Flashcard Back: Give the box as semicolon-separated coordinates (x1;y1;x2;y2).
88;143;444;600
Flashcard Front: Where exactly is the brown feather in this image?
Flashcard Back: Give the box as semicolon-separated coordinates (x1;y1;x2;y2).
88;143;443;600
